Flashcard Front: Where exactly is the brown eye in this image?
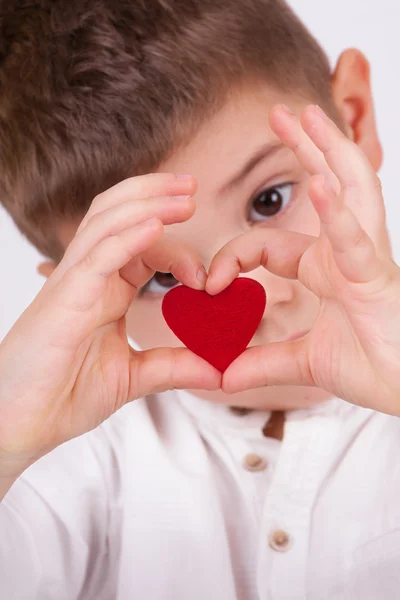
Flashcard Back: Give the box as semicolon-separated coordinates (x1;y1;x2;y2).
249;184;292;222
139;271;180;296
154;272;179;288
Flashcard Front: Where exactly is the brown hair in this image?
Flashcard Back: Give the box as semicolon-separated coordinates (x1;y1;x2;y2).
0;0;335;261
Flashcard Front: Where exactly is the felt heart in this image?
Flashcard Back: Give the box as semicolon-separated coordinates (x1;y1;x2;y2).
162;277;266;373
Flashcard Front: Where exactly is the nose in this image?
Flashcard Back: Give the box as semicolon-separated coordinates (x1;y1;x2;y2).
241;265;295;317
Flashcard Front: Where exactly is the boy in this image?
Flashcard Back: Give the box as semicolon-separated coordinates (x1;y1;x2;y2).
1;0;400;598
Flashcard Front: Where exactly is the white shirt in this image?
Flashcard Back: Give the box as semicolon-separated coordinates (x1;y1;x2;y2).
1;387;400;600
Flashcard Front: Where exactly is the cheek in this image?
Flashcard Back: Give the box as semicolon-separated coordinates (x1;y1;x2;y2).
126;300;184;350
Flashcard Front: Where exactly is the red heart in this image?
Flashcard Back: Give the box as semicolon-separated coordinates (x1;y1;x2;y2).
162;278;266;373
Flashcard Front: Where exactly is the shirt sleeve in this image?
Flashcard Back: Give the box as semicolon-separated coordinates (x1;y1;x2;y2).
0;425;121;600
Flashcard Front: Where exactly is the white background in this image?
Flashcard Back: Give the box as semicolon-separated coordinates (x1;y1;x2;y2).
1;0;399;340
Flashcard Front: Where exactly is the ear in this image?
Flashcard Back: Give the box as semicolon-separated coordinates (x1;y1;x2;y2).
331;48;383;172
37;261;57;278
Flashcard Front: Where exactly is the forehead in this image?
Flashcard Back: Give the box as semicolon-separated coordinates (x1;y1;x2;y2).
159;82;303;180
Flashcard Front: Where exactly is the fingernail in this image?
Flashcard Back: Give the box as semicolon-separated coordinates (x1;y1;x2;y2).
280;104;295;115
176;174;192;180
197;266;207;287
172;195;191;201
313;105;328;120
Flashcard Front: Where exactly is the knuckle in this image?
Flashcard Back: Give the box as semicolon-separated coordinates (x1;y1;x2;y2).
111;233;135;267
81;251;95;271
107;232;128;257
83;212;100;229
372;173;383;193
86;211;103;229
79;202;103;231
76;214;91;234
353;226;368;248
131;173;163;197
59;262;89;300
92;191;106;208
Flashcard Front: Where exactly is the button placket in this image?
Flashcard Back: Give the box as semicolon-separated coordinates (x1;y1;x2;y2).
219;433;278;529
256;415;341;599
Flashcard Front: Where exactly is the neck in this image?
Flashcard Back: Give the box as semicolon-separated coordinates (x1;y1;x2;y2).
263;411;285;441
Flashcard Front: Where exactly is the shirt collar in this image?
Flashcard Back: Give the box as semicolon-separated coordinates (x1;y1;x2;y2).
175;388;273;433
174;389;352;434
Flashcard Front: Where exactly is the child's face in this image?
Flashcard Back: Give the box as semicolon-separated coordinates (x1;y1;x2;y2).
126;83;336;410
49;55;382;412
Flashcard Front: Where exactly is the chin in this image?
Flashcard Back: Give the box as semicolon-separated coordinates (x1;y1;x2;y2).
193;386;333;411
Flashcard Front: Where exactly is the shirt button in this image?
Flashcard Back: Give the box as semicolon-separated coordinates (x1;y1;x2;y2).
268;530;292;552
242;453;268;472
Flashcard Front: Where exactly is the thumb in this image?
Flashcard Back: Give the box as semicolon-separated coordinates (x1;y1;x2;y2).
221;339;313;393
129;347;222;398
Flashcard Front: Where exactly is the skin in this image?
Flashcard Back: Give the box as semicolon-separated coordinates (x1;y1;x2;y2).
39;48;387;412
2;49;400;501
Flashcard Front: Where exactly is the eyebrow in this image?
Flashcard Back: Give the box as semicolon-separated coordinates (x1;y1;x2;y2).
218;141;285;195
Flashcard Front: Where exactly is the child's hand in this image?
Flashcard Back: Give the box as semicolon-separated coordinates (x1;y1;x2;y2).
207;105;400;415
0;173;220;479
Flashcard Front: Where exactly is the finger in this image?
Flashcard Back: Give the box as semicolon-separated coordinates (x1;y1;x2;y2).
57;218;164;315
206;228;314;296
123;234;208;291
40;219;164;348
131;346;221;397
269;104;340;193
222;339;313;392
56;194;196;280
301;105;383;213
77;173;197;233
309;175;381;283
